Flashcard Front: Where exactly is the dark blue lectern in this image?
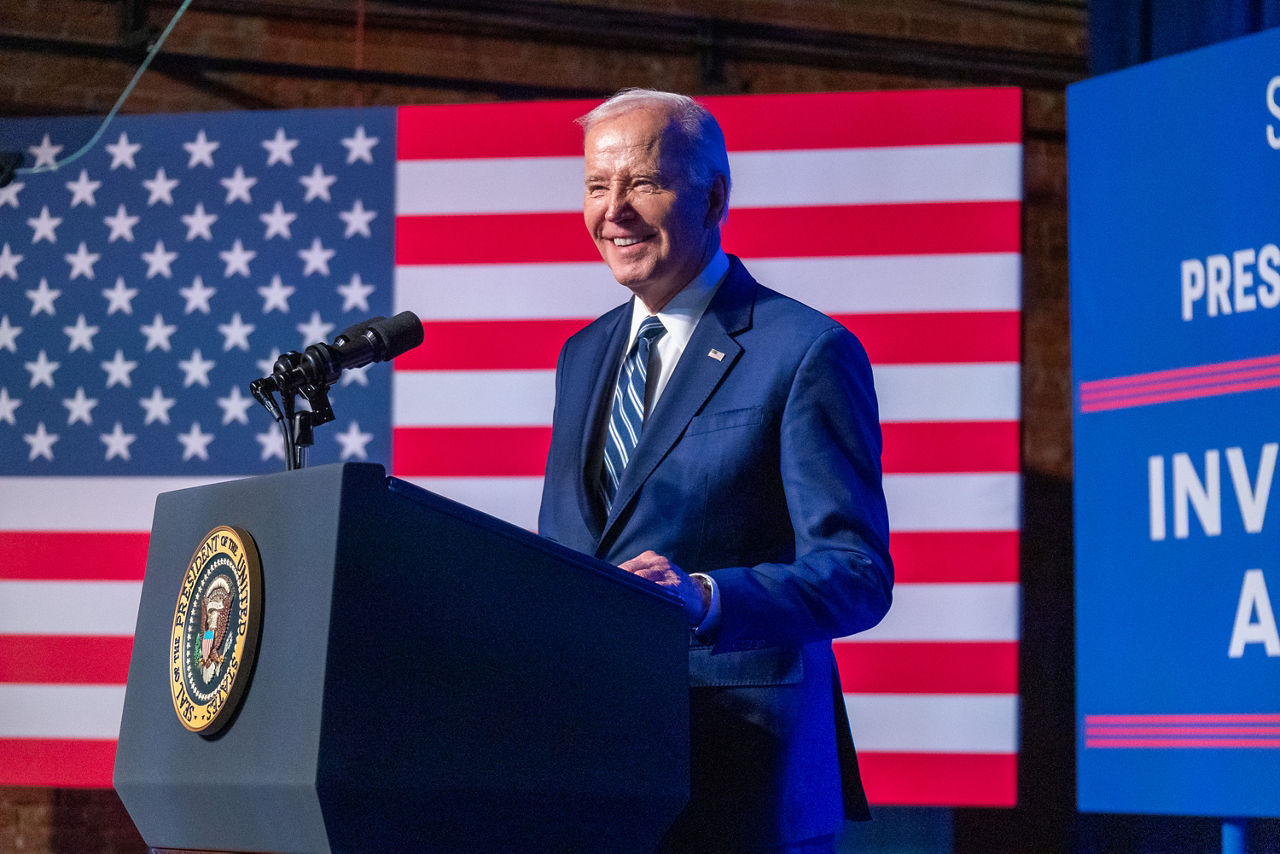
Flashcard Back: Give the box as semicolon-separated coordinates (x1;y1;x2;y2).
114;463;690;853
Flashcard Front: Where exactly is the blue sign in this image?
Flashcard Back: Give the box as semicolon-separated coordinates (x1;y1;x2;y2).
1070;27;1280;816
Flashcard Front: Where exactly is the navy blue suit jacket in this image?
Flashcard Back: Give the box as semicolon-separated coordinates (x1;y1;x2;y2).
538;256;893;849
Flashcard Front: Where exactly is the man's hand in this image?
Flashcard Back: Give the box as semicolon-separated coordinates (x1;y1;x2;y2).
619;550;709;626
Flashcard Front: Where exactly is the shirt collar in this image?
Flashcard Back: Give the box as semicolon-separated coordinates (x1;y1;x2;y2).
627;248;729;349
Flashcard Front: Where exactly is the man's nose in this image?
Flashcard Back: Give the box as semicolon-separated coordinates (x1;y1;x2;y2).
605;187;633;220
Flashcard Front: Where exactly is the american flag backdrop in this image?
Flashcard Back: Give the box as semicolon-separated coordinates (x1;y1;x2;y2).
0;89;1021;806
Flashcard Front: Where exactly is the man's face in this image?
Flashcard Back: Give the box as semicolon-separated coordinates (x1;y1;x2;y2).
583;107;720;312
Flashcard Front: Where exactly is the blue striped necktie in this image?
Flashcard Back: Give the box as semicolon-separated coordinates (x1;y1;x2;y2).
601;316;667;507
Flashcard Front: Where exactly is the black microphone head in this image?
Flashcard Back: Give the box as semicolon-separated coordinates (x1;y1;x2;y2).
374;311;424;360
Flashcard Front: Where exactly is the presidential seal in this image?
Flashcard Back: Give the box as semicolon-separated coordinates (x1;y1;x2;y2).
169;525;262;735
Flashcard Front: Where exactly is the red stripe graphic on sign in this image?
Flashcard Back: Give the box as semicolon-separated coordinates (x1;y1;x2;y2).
834;641;1017;694
1079;353;1280;412
395;202;1021;265
1084;713;1280;749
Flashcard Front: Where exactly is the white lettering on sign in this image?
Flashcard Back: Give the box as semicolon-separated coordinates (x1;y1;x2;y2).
1228;569;1280;657
1267;76;1280;150
1149;444;1278;540
1181;246;1280;320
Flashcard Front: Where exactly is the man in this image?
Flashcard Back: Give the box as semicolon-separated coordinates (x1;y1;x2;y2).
537;88;893;853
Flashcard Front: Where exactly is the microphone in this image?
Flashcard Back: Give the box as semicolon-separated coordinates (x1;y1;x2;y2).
258;310;423;395
0;152;22;188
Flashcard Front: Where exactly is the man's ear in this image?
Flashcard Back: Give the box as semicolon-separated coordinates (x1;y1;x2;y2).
704;174;728;228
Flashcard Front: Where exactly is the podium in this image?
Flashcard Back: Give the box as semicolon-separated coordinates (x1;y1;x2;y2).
114;463;690;853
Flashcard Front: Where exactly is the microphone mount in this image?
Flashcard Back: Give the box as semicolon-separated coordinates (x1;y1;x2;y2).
250;311;423;471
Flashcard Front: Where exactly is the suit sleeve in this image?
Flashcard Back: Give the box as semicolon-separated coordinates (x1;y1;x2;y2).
706;325;894;651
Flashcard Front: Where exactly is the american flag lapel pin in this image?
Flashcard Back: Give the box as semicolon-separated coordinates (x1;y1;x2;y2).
708;348;725;361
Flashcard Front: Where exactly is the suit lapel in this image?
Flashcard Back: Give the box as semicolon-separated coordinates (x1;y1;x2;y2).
569;303;631;540
601;261;757;544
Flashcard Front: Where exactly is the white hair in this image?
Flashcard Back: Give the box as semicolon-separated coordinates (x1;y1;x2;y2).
579;88;732;204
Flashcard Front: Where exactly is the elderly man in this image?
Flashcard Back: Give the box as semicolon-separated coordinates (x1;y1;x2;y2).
537;88;894;854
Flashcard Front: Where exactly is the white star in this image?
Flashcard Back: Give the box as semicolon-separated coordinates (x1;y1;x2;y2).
25;350;60;388
29;134;63;169
335;420;374;459
103;276;139;315
140;313;178;352
24;422;59;461
256;347;282;377
299;164;336;202
100;422;138;461
259;200;297;239
183;130;220;168
0;315;21;352
104;203;141;242
105;132;142;170
255;426;286;461
217;385;254;425
337;272;376;312
66;169;102;207
217;312;255;351
139;386;176;425
338;199;377;238
27;278;60;315
342;126;380;164
341;364;371;387
219;239;256;277
220;165;257;204
177;422;215;461
63;386;98;425
65;241;101;280
179;275;216;314
180;202;217;241
63;313;100;352
258;274;295;313
0;181;24;208
142;239;178;279
143;167;179;206
178;349;215;387
262;127;299;166
101;349;139;388
298;237;335;276
0;243;23;280
0;387;20;424
27;206;62;243
297;311;335;347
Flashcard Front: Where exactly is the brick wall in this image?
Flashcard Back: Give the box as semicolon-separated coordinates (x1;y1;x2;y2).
0;1;1084;850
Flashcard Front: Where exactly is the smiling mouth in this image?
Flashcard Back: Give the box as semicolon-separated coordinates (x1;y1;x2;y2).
611;236;646;247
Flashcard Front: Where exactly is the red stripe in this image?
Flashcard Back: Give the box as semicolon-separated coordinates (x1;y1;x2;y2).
1081;353;1280;392
834;641;1017;694
1086;738;1280;749
1086;727;1280;736
1080;373;1280;412
394;426;553;477
0;738;117;788
890;531;1019;583
391;423;1016;477
395;89;1021;160
0;635;133;684
395;202;1021;265
0;532;149;581
1085;713;1280;724
881;421;1019;474
399;318;590;371
837;311;1020;364
858;752;1016;807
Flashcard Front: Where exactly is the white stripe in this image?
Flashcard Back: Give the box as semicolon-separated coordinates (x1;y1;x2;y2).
844;693;1018;753
395;254;1020;320
0;684;126;739
0;476;232;531
396;472;1017;535
399;476;545;530
873;363;1020;422
393;371;557;426
842;582;1019;642
885;473;1020;532
0;581;143;635
394;145;1021;215
393;363;1016;426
